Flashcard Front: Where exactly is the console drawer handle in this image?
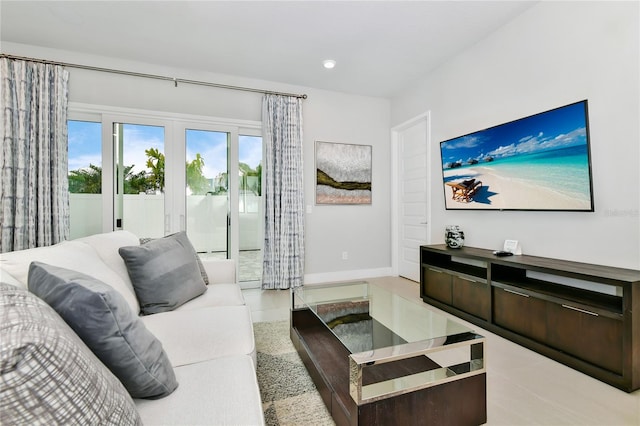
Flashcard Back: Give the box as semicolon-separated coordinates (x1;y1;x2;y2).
459;276;480;284
562;304;599;317
503;288;529;298
428;268;443;273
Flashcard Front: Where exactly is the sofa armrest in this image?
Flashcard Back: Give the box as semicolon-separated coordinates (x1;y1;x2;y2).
199;258;236;284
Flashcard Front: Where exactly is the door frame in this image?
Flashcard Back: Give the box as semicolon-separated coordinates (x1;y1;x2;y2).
390;111;432;278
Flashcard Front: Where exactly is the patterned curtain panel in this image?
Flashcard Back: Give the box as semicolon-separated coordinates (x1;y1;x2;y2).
0;58;70;252
261;94;305;290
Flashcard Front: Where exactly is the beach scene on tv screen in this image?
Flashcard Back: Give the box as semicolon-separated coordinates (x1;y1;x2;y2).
440;101;593;211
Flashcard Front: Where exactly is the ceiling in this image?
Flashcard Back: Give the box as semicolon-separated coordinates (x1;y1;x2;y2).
0;1;537;98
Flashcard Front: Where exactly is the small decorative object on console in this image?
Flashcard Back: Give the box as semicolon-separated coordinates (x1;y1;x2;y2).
445;225;465;248
502;239;522;255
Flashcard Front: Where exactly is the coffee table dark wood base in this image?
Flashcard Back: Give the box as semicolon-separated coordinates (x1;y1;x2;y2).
291;308;487;426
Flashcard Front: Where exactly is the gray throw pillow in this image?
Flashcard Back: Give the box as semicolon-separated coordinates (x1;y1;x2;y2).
119;231;207;315
28;262;178;399
0;283;143;425
140;233;209;285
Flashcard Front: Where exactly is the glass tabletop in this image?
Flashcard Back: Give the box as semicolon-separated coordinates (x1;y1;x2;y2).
292;281;476;356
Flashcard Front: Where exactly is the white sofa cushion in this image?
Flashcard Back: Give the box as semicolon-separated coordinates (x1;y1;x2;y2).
0;240;140;314
0;284;142;425
141;306;256;367
135;355;264;426
200;258;236;284
175;283;245;309
75;230;141;292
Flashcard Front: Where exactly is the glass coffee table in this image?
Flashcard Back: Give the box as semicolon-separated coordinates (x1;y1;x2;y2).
290;281;486;426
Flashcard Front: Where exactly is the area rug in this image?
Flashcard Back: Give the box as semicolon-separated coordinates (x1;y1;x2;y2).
254;320;335;426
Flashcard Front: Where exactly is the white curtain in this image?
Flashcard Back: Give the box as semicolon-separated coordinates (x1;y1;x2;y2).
0;58;70;252
261;94;305;290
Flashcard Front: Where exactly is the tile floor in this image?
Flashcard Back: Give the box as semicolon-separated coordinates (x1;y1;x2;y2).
243;276;640;425
201;250;262;282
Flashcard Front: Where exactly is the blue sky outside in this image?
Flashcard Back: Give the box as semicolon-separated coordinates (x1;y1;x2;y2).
68;121;262;180
186;130;262;179
68;120;102;170
120;124;164;175
68;121;164;174
440;101;588;166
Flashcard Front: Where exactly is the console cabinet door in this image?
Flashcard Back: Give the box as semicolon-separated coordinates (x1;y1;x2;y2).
493;287;546;343
452;276;490;320
546;303;623;374
423;267;452;305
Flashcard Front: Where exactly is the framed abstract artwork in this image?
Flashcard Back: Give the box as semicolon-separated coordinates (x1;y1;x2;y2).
315;141;372;205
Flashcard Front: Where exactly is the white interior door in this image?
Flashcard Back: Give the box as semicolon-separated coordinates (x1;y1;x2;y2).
393;112;430;282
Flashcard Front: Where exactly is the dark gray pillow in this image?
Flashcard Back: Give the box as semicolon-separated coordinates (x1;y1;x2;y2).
119;231;207;315
140;233;209;285
28;262;178;399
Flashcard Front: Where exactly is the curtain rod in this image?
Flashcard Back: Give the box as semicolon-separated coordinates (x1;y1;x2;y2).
0;54;308;99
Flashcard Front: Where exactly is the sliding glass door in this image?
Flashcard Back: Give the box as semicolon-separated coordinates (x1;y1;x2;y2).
238;135;263;282
67;120;103;239
67;111;263;287
181;126;263;284
113;122;165;239
185;129;229;259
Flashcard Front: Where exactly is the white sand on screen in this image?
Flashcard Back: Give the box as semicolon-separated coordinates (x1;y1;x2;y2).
443;167;588;210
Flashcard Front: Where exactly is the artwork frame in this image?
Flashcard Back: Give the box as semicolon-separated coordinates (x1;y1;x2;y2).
315;141;372;205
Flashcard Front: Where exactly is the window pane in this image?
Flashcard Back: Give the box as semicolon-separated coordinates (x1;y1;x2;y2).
67;120;102;239
239;135;262;282
115;123;165;238
185;129;229;257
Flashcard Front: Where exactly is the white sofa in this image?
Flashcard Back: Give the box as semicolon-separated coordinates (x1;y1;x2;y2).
0;230;265;425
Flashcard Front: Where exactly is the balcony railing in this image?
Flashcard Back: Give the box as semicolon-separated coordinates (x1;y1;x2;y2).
69;193;262;252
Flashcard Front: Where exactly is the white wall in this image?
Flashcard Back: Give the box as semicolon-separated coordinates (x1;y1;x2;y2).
303;90;392;282
3;42;392;279
391;1;640;269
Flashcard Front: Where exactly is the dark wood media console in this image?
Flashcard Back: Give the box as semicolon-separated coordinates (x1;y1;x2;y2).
420;244;640;392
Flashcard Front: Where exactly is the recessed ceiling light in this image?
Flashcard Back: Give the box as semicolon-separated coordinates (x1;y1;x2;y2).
323;59;336;69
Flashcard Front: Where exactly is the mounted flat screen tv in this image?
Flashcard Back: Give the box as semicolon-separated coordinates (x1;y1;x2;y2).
440;100;594;211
